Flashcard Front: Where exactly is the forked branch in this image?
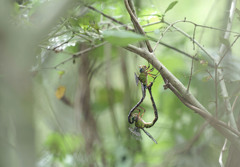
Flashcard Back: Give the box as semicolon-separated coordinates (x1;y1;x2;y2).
124;44;240;151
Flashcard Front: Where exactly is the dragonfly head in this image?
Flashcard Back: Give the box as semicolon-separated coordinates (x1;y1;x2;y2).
139;65;147;73
131;113;138;123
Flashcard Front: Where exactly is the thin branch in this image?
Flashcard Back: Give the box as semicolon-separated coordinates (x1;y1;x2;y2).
232;95;239;112
53;42;107;68
52;34;74;51
153;20;184;52
219;138;228;167
215;64;218;117
125;44;207;110
165;82;240;137
193;25;196;50
142;20;240;36
187;54;195;92
124;44;240;149
146;18;240;35
164;21;215;61
217;35;240;66
206;70;214;80
124;0;153;52
86;5;129;29
86;5;216;68
216;0;238;129
184;20;240;35
152;18;240;52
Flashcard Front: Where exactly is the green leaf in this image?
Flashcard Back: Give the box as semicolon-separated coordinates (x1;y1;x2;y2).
164;1;178;14
103;30;146;46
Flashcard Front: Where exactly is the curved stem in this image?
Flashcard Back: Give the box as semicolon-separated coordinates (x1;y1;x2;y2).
216;0;238;129
124;0;153;52
124;44;240;151
146;83;158;128
128;83;146;124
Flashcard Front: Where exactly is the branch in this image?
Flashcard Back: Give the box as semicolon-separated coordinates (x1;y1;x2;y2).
124;44;240;150
163;20;215;61
86;5;215;68
153;20;183;52
125;44;207;110
217;0;238;129
86;5;129;29
217;35;240;66
187;54;195;92
124;0;153;52
52;42;107;69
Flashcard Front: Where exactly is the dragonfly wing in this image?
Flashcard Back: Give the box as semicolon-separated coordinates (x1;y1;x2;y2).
129;127;142;141
142;128;158;144
134;73;139;86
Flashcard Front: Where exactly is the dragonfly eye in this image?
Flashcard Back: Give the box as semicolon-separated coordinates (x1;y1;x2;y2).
139;65;146;73
131;116;138;123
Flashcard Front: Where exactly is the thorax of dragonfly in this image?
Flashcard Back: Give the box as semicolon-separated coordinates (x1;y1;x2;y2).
138;65;148;85
132;113;154;129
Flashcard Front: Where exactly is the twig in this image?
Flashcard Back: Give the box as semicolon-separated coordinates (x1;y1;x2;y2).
153;18;240;53
215;64;218;117
53;42;107;68
165;82;240;137
232;95;239;112
184;20;240;35
193;25;196;50
187;54;195;92
216;0;238;129
52;34;74;51
164;21;215;61
217;35;240;66
142;20;240;35
86;5;216;68
197;0;218;43
86;5;129;29
124;0;153;52
153;20;184;52
206;70;214;80
219;138;228;167
124;44;240;149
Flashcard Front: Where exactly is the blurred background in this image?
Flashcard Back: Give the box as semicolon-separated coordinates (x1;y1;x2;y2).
1;0;240;166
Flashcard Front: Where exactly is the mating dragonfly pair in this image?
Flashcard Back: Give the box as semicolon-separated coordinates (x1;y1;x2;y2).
128;64;159;144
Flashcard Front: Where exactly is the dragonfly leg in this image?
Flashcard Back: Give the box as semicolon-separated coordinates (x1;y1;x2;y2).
146;63;154;72
137;110;141;117
148;72;160;80
139;106;146;118
146;72;160;88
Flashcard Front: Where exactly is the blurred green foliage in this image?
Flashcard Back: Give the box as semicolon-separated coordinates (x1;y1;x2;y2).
5;0;240;167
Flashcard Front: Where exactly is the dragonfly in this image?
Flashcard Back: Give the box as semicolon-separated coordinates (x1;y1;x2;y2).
129;107;158;144
135;65;159;88
128;64;160;124
129;77;159;143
